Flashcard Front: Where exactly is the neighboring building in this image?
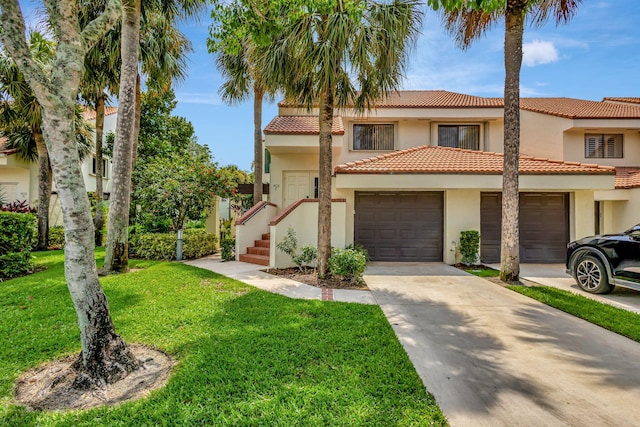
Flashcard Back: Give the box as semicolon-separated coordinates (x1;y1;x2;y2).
236;91;640;267
0;106;118;226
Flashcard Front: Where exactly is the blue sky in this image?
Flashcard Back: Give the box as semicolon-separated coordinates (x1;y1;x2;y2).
17;1;640;171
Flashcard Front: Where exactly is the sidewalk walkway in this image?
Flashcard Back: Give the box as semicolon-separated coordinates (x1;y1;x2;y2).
185;255;376;305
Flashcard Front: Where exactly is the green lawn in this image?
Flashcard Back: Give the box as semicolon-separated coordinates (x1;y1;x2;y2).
0;250;446;426
508;285;640;343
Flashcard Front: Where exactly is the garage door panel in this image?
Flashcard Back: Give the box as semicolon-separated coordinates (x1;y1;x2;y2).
481;192;569;263
355;192;443;262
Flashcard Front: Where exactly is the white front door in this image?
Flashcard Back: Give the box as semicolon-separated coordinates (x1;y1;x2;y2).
284;172;318;207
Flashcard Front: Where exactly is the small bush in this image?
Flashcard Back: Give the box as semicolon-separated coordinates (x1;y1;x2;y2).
328;248;367;285
129;230;218;261
48;226;65;249
221;238;235;261
0;212;37;254
0;200;36;213
459;230;480;265
276;227;297;259
294;245;317;271
346;242;370;261
0;212;36;280
0;251;34;279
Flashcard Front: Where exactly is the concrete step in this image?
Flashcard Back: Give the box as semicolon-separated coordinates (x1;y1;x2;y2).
255;239;270;248
239;253;270;266
247;246;270;256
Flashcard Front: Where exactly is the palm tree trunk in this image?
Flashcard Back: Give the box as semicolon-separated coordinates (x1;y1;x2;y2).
500;0;525;282
317;87;334;278
132;72;141;169
253;84;264;205
103;0;140;273
94;92;105;246
34;131;50;250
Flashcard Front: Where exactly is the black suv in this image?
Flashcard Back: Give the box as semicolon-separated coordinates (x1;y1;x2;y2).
566;224;640;294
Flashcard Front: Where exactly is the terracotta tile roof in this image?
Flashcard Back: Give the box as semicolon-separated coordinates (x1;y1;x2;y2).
603;97;640;105
334;145;616;175
615;167;640;189
520;98;640;119
82;106;119;120
279;90;503;109
264;115;345;135
0;137;16;155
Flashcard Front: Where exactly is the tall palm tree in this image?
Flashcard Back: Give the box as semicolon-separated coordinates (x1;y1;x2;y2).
79;0;121;247
212;34;276;206
434;0;581;281
265;0;422;277
103;0;204;273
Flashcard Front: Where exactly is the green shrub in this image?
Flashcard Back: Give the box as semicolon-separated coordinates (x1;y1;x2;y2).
328;248;367;285
221;238;235;261
0;212;36;280
129;230;218;261
0;212;37;254
0;251;34;279
346;242;370;261
294;245;317;271
276;227;297;259
459;230;480;265
48;226;65;249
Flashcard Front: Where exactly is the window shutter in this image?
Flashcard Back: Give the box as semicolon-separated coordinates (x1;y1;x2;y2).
353;124;394;150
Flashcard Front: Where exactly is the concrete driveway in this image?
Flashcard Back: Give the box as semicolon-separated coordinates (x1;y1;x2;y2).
515;264;640;314
365;263;640;427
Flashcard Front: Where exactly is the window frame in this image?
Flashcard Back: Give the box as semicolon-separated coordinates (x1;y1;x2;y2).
352;122;396;151
91;157;109;179
584;133;624;159
437;124;481;151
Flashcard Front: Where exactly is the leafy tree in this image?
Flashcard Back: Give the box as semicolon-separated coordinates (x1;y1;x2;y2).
103;0;205;273
264;0;422;277
429;0;581;281
0;0;138;388
134;146;227;232
209;1;280;206
1;32;95;250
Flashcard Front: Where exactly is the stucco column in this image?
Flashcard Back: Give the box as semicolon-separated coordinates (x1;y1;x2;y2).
572;191;595;240
444;190;481;264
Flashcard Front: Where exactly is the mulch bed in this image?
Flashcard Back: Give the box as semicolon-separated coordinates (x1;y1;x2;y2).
265;267;369;290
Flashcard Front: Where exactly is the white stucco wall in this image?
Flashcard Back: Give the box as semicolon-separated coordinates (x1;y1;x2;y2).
520;110;570;160
268;153;320;209
563;128;640;167
235;203;277;260
270;201;347;268
444;190;481;264
612;188;640;231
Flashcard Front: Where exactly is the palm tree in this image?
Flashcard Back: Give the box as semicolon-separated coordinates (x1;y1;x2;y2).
103;0;204;273
434;0;581;281
212;36;276;206
266;0;422;277
209;2;282;206
79;0;121;247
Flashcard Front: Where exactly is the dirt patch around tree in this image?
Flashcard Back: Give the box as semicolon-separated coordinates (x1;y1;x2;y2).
265;268;368;290
14;344;175;411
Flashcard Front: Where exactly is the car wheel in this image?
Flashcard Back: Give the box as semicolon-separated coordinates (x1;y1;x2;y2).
574;255;614;294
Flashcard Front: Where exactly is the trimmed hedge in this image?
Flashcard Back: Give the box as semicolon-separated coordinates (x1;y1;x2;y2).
48;226;65;249
129;230;218;261
0;212;36;279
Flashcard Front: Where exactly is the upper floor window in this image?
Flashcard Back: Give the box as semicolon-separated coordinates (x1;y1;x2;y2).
438;125;480;150
584;134;623;158
92;157;109;178
353;124;394;151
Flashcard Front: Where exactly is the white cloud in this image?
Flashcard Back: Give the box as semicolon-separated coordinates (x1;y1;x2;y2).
523;40;559;67
175;92;222;105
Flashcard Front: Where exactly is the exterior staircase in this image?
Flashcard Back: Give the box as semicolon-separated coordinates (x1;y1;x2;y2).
239;233;270;266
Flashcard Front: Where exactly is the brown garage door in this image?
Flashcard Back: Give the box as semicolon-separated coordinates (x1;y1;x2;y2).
481;192;569;263
355;192;443;262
